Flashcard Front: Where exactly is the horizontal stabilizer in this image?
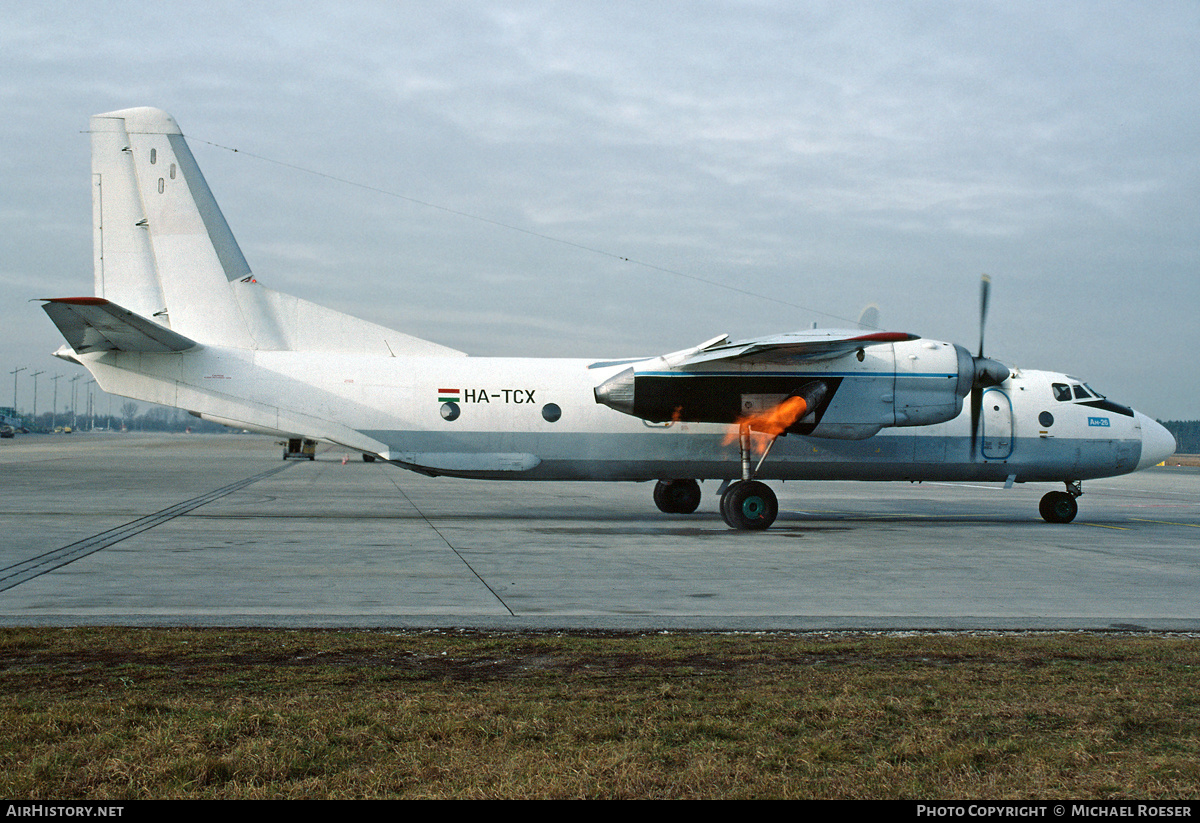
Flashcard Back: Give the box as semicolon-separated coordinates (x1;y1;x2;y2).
669;329;918;368
41;297;197;354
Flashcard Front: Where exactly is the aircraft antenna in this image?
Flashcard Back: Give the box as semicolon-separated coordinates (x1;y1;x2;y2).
189;136;877;330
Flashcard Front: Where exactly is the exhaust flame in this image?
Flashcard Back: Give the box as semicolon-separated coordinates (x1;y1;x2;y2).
723;395;810;453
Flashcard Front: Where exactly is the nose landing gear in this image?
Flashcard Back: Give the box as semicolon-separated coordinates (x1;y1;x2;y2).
1039;480;1081;523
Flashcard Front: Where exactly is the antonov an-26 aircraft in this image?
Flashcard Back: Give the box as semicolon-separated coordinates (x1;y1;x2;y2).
42;107;1177;530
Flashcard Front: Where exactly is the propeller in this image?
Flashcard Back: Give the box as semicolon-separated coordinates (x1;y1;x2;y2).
978;274;990;359
970;274;1010;454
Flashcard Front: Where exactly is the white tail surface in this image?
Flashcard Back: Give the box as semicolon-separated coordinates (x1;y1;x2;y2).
89;107;463;357
91;107;253;346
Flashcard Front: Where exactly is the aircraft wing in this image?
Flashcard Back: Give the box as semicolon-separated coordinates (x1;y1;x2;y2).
41;297;198;354
667;329;918;368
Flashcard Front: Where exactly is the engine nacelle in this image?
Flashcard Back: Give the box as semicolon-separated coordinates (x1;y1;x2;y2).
593;368;840;433
888;340;971;427
594;338;998;440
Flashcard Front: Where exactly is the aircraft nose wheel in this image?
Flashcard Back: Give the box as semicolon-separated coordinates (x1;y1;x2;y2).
1039;490;1078;523
721;480;778;530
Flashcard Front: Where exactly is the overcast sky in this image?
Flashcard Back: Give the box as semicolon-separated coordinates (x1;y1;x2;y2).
2;1;1197;420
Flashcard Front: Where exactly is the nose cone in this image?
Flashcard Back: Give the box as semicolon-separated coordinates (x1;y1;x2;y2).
1136;413;1177;470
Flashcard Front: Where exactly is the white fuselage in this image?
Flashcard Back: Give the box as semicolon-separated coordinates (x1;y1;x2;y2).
44;107;1180;531
79;341;1169;485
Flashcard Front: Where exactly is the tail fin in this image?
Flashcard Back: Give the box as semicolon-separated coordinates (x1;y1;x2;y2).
89;107;464;358
91;107;255;347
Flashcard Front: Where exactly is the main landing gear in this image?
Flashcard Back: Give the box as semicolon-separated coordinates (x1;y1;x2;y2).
1039;480;1081;523
653;479;702;514
652;425;781;530
720;479;778;530
719;423;780;530
652;477;778;529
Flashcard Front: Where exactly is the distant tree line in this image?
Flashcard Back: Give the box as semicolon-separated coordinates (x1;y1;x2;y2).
21;405;234;434
1160;421;1199;455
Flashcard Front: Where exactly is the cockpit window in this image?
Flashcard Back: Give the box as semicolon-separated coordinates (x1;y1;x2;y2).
1054;382;1109;402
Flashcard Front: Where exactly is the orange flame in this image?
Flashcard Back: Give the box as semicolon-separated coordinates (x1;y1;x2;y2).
723;396;810;453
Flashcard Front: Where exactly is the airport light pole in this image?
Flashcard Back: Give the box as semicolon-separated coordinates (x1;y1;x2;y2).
51;374;61;431
30;371;44;429
69;374;81;430
10;366;26;414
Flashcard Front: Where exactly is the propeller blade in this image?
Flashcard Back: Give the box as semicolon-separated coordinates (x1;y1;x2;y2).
970;384;982;457
857;303;880;331
971;274;997;458
978;274;991;358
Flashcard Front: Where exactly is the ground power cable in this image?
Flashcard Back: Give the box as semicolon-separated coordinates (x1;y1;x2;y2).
375;463;515;616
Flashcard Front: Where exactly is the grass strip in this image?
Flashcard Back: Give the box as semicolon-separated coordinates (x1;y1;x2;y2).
1;628;1196;799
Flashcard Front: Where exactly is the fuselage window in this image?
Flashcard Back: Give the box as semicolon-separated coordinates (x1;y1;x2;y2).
1052;383;1072;401
150;148;156;164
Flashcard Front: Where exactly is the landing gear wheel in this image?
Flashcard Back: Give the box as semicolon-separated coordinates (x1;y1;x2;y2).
1039;491;1078;523
719;480;746;527
653;479;702;514
721;480;778;530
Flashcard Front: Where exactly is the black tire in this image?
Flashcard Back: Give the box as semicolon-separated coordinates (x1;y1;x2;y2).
1039;491;1078;523
722;480;778;530
653;479;702;514
719;480;745;527
362;454;376;463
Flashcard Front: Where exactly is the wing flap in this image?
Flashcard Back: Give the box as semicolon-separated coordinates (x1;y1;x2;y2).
41;297;198;354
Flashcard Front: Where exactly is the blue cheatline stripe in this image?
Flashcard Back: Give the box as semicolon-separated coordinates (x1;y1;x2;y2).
635;371;956;379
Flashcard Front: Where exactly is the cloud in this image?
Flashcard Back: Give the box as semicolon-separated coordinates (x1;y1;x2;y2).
1;1;1196;418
